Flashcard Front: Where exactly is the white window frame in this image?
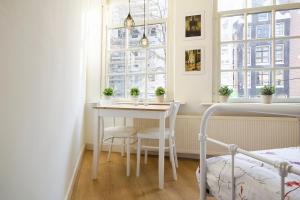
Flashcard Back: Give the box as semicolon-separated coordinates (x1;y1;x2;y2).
275;21;285;36
275;43;285;64
255;24;271;38
255;45;270;65
103;0;169;100
214;0;300;102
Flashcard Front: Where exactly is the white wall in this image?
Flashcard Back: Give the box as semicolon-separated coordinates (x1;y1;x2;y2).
0;0;100;199
173;0;213;114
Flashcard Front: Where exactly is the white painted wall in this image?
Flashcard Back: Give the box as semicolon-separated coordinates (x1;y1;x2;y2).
0;0;101;199
173;0;213;114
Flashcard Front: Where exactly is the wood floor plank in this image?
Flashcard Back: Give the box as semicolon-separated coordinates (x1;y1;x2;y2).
71;150;214;200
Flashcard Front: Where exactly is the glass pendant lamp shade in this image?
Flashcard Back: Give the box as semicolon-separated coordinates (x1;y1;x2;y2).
124;13;135;29
140;0;148;48
124;0;135;29
140;33;149;48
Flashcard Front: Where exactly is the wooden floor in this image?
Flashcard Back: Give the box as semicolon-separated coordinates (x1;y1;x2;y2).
71;150;214;200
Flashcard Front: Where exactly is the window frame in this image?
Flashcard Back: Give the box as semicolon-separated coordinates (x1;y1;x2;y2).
103;0;170;100
214;0;300;102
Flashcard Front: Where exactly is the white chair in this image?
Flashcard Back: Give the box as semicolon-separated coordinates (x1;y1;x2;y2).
102;117;136;176
136;102;180;180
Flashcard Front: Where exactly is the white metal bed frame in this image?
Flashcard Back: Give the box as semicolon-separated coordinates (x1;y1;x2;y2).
199;103;300;200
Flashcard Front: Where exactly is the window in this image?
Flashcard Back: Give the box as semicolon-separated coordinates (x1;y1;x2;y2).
218;0;300;99
275;22;285;36
107;0;167;99
275;44;284;64
257;13;269;21
256;24;270;38
255;45;270;65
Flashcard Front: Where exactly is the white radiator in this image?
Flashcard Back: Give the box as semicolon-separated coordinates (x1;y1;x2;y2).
134;115;300;155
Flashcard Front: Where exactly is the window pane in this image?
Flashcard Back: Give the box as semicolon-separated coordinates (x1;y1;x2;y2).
130;0;144;22
148;23;166;46
129;26;144;48
247;0;272;8
247;70;272;97
148;48;166;73
109;51;125;74
147;74;166;98
275;9;300;37
221;43;244;70
276;0;300;4
221;71;245;97
109;28;125;50
275;39;300;68
127;50;146;73
149;0;167;20
221;15;244;41
275;68;300;98
218;0;245;11
248;41;272;67
109;75;125;98
127;74;146;98
110;3;128;25
247;12;272;40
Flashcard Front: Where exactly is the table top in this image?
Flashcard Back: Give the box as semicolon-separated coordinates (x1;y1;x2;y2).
93;103;170;111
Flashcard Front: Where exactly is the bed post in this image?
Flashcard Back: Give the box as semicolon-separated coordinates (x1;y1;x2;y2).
199;105;218;200
228;144;238;200
278;162;291;200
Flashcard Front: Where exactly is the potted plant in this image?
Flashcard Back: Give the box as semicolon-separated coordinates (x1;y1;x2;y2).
130;87;140;105
218;85;233;103
261;85;275;104
102;87;114;100
155;87;166;103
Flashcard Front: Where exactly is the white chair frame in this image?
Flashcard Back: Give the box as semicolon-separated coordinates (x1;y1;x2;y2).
136;102;181;180
199;103;300;200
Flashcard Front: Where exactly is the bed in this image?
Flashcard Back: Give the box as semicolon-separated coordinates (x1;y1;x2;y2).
197;104;300;200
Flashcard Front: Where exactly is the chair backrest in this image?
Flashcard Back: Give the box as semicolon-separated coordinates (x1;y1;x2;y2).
169;101;181;135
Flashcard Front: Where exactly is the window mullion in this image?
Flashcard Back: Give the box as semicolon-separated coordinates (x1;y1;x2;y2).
272;9;276;88
244;12;248;98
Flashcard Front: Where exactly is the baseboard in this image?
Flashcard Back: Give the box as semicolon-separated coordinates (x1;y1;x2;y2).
64;144;86;200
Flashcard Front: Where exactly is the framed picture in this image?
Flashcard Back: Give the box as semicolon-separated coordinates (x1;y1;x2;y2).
185;12;204;40
184;47;204;74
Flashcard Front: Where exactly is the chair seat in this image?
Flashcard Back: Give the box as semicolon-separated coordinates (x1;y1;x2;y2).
137;128;171;139
105;126;136;138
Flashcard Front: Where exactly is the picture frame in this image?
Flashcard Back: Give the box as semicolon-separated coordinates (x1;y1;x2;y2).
183;47;204;75
184;11;205;40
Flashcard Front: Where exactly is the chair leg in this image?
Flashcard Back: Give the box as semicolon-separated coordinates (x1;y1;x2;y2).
107;137;114;162
169;137;177;180
136;138;141;177
173;139;179;168
121;138;125;157
144;149;148;164
126;137;130;176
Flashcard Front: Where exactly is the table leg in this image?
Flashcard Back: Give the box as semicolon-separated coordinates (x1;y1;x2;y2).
126;137;130;176
159;116;165;189
92;114;103;179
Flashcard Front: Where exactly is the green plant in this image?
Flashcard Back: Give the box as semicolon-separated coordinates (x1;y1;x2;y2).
261;85;275;95
102;87;114;96
130;87;140;97
218;85;233;96
155;87;165;96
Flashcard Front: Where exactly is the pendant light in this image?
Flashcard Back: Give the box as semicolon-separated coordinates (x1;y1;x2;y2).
124;0;135;29
140;0;149;48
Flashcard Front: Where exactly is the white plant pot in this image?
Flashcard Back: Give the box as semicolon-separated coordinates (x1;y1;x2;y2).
156;95;165;103
219;95;229;103
101;96;112;106
261;95;273;104
131;96;139;105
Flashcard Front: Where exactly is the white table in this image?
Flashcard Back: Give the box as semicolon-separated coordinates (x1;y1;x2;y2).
92;103;171;189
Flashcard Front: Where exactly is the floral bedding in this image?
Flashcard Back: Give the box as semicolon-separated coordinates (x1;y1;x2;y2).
196;147;300;200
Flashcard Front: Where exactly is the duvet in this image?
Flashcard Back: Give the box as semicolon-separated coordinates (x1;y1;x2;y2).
196;147;300;200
